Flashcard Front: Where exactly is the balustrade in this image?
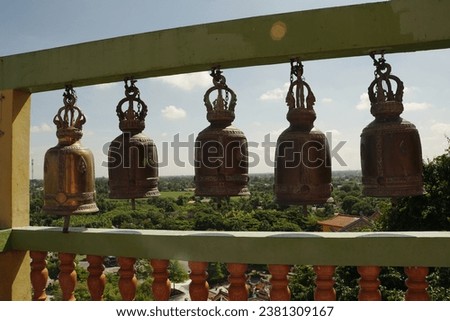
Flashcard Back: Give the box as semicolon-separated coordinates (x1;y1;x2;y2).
86;255;106;301
58;253;77;301
405;267;430;301
268;264;291;301
188;261;209;301
118;257;137;301
24;250;444;301
30;251;48;301
357;266;381;301
151;259;171;301
314;265;336;301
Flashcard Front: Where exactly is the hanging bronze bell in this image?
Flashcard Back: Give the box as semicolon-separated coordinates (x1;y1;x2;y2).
194;68;250;197
274;60;332;205
360;55;424;197
43;86;99;232
108;79;159;206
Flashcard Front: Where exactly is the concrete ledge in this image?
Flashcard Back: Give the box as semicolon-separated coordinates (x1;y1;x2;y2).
0;229;12;253
10;226;450;267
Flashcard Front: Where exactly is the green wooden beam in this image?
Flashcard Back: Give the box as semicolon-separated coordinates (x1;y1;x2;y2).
1;0;450;93
0;229;12;253
10;227;450;267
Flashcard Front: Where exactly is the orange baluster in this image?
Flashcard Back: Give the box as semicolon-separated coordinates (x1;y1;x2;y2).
314;265;336;301
58;253;77;301
357;266;381;301
189;261;209;301
227;263;248;301
87;255;106;301
118;257;137;301
268;264;291;301
405;266;429;301
30;251;48;301
151;259;171;301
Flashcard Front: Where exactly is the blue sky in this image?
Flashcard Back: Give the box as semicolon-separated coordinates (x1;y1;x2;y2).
1;0;449;178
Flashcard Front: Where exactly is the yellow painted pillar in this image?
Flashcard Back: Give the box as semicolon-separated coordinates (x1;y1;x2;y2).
0;89;31;300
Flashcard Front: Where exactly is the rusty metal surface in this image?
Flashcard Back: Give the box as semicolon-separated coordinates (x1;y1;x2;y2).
108;79;159;200
275;60;332;206
195;68;250;197
43;87;99;219
361;55;424;197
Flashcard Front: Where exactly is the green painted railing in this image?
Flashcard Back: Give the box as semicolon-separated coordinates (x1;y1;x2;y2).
1;0;450;92
3;227;450;267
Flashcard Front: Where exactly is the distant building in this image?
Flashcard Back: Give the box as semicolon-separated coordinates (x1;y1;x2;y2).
318;213;380;232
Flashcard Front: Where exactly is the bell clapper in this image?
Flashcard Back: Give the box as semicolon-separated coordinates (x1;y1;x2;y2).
63;216;70;233
302;205;308;216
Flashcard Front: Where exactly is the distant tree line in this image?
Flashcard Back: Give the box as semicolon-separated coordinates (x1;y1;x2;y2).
29;143;450;300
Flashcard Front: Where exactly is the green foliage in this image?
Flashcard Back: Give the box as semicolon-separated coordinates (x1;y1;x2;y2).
169;260;189;288
135;259;153;280
382;146;450;231
46;254;60;280
378;267;406;301
289;265;315;300
31;162;450;301
103;273;123;301
427;268;450;300
136;279;154;301
334;266;359;301
207;262;228;286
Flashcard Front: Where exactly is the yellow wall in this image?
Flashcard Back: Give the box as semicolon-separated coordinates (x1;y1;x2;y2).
0;89;31;300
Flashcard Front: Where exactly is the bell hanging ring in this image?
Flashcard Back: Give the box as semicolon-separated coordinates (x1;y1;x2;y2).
360;54;424;197
43;86;99;232
194;67;250;198
108;78;159;208
274;60;332;206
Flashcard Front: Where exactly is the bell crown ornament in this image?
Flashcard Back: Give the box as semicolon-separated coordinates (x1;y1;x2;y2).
53;87;86;145
285;60;317;130
368;55;404;120
204;68;237;126
116;78;148;134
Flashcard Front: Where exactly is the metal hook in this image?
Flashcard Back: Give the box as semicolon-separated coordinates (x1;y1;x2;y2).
63;85;77;106
290;58;303;78
210;66;223;83
370;51;386;71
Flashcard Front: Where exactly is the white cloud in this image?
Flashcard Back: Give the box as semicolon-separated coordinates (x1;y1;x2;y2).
161;105;187;120
404;86;419;94
431;122;450;135
268;128;285;138
326;129;341;137
30;123;52;133
354;91;431;112
321;98;333;104
92;82;118;91
404;102;431;111
355;93;370;110
260;82;290;101
159;71;210;91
